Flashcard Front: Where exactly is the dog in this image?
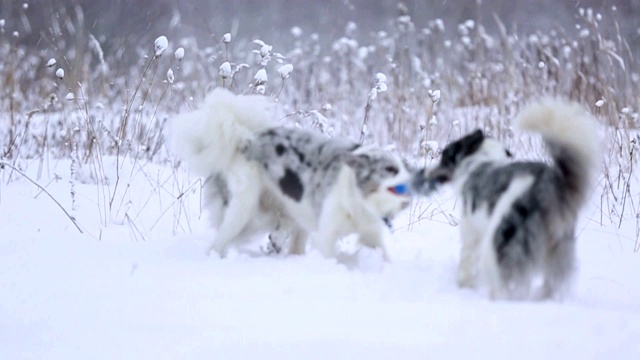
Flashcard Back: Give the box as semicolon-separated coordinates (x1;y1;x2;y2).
171;88;412;260
411;98;599;300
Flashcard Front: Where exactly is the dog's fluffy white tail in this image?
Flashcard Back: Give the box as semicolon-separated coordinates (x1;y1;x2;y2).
517;98;600;206
170;88;274;176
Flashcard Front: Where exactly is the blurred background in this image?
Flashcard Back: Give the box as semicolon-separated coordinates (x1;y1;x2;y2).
1;0;639;161
2;0;639;63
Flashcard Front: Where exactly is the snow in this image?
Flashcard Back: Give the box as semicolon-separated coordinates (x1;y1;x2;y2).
222;33;231;43
291;26;303;38
260;44;272;57
154;35;168;57
254;68;268;83
55;68;64;79
166;68;174;84
1;157;639;359
375;72;387;83
174;47;185;60
429;89;441;103
45;58;56;67
219;61;232;78
277;64;293;79
65;92;74;100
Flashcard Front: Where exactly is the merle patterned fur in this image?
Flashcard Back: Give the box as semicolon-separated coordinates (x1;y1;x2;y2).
245;127;404;215
411;127;592;300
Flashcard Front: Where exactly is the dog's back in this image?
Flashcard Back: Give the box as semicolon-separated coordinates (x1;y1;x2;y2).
170;88;274;176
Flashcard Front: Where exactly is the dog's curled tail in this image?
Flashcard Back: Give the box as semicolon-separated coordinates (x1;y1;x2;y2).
170;88;274;176
517;98;600;207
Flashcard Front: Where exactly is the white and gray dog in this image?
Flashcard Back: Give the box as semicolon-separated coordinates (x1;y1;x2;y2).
411;99;599;300
171;88;411;260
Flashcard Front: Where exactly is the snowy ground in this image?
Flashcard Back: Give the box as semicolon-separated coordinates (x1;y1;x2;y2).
1;158;639;359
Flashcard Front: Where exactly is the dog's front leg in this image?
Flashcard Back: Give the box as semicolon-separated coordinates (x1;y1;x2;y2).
207;170;262;258
358;225;390;262
457;217;481;288
313;226;340;259
287;227;308;255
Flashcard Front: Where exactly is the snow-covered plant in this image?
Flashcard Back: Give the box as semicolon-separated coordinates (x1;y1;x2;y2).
275;64;293;99
253;68;267;94
360;72;388;144
153;36;168;57
166;68;174;84
174;47;184;60
253;39;273;67
277;64;293;79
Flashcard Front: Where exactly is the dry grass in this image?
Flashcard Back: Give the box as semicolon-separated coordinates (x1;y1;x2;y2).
0;5;638;248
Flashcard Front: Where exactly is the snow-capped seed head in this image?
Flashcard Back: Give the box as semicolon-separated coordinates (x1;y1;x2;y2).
55;68;64;79
423;140;439;152
376;82;387;93
22;3;28;10
595;99;605;108
346;21;357;35
46;58;57;68
174;47;184;60
579;29;590;38
433;18;445;32
154;35;168;57
429;89;441;103
375;72;387;84
222;33;231;43
291;26;302;38
166;68;174;84
277;64;293;79
219;61;232;79
12;31;19;37
260;44;272;57
0;19;5;27
65;92;75;100
254;68;267;84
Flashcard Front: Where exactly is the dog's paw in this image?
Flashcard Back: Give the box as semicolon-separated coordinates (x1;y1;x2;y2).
456;270;477;289
206;243;227;258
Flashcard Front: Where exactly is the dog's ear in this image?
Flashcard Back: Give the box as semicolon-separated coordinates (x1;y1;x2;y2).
465;129;485;154
440;129;485;168
344;152;370;171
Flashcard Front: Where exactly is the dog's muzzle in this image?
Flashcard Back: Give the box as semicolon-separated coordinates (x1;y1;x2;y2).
387;183;410;196
410;167;450;196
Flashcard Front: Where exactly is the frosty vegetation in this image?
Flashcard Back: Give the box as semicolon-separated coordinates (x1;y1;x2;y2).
0;4;639;250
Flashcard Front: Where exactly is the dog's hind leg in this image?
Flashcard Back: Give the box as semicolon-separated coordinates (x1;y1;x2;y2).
287;227;308;255
358;226;390;261
541;231;576;299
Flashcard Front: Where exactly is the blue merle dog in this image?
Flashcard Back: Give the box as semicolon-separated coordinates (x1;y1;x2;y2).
411;99;599;300
172;88;411;260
